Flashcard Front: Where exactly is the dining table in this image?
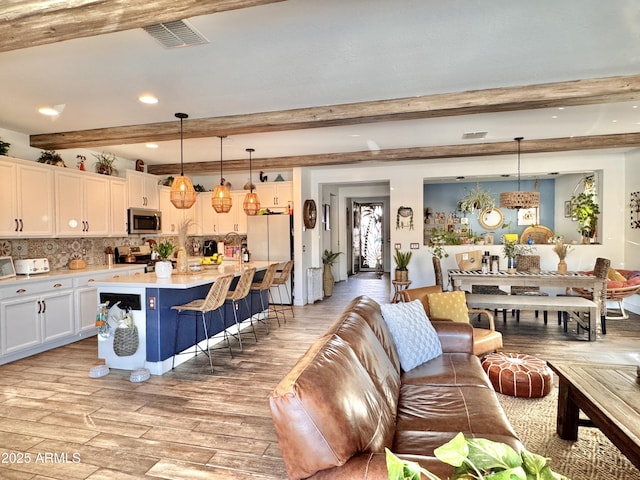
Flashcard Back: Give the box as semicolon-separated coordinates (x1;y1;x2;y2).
448;269;605;319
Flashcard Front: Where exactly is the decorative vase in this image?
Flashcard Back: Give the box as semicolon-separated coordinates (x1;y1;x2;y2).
557;259;568;275
176;246;188;274
323;264;335;297
155;261;173;279
507;257;517;274
395;269;409;282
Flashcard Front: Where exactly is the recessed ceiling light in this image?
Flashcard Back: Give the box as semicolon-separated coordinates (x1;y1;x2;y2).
551;115;558;119
612;119;618;123
633;105;638;109
38;105;65;116
145;143;159;149
139;94;158;104
558;107;565;110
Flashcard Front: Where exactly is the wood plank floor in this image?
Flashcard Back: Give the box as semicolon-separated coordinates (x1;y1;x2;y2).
0;273;638;479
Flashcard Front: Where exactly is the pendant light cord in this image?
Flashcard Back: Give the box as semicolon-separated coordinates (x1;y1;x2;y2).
247;148;255;192
219;136;225;185
175;112;188;176
515;136;523;192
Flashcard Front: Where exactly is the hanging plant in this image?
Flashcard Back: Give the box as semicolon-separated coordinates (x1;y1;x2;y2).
458;183;495;215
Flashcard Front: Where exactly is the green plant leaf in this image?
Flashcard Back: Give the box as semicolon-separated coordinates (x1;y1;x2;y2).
385;448;441;480
465;437;522;472
434;432;469;467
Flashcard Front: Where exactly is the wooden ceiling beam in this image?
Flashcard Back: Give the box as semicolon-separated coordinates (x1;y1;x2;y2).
147;132;640;175
30;74;640;150
0;0;284;53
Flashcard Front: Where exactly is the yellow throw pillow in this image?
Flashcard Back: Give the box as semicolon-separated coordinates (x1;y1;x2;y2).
607;268;627;283
426;291;469;323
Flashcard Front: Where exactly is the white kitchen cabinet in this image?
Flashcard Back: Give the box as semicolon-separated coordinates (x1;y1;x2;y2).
127;169;160;209
0;279;74;355
55;170;110;236
198;191;222;235
0;156;54;237
110;178;128;236
256;181;292;209
218;191;248;234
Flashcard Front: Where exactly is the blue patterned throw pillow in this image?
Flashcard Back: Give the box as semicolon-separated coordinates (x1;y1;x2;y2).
380;299;442;371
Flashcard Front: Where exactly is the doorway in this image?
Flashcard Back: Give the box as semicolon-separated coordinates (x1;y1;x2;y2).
352;201;384;274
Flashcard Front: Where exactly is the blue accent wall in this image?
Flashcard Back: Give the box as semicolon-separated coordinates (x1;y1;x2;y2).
423;179;554;242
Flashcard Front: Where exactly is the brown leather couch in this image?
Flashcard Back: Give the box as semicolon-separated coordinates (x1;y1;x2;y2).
269;295;520;479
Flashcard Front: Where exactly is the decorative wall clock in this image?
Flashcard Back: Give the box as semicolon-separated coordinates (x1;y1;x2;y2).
303;199;317;229
479;208;504;230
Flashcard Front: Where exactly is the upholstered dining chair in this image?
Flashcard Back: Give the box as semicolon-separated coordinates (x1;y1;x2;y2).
562;257;611;335
511;254;549;323
401;286;503;356
171;273;234;373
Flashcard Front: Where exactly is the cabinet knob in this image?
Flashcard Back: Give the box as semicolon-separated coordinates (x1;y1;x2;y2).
16;288;26;294
53;283;62;288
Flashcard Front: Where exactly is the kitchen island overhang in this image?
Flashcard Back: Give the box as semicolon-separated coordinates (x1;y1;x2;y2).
92;261;271;375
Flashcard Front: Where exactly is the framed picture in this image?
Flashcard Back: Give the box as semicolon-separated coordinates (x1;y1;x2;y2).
517;207;539;225
564;200;572;218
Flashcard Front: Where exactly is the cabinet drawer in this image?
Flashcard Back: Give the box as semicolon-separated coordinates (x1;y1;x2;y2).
0;278;73;299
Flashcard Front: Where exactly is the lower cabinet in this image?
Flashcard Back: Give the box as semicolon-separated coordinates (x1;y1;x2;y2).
0;280;74;355
0;267;145;364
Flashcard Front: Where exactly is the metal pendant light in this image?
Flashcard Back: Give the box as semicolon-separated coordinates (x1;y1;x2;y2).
211;135;232;213
170;112;197;209
243;148;260;215
499;137;540;209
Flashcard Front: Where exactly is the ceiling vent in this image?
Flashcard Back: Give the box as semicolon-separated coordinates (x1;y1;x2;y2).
143;20;209;49
462;131;488;140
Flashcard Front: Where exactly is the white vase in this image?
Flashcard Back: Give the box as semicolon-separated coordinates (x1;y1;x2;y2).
155;261;173;279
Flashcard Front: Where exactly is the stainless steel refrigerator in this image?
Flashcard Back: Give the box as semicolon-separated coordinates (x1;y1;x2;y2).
246;214;293;304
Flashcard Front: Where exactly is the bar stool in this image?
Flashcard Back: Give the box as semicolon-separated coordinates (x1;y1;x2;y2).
225;267;256;350
271;260;294;322
249;263;280;334
171;274;234;373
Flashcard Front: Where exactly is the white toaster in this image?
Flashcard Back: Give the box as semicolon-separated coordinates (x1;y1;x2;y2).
14;258;50;275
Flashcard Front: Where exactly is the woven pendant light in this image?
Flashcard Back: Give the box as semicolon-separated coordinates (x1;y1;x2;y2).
499;137;540;209
170;113;196;209
211;135;232;213
243;148;261;215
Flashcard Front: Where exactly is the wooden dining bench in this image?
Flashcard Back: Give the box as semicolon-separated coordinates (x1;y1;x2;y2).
465;293;599;341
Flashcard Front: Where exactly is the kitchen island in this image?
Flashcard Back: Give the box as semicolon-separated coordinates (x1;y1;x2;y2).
92;261;271;375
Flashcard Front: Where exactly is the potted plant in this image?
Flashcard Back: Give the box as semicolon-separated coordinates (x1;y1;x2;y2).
393;249;412;282
38;150;65;166
502;239;533;273
153;241;174;278
570;192;600;243
322;250;342;297
0;137;10;156
457;183;495;216
93;151;118;176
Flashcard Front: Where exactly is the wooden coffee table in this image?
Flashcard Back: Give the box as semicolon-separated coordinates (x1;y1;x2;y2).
548;361;640;470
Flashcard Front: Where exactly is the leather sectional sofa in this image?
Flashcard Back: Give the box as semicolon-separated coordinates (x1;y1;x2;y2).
269;295;520;479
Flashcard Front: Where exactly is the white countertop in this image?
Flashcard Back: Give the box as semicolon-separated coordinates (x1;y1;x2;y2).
92;261;270;289
0;264;145;286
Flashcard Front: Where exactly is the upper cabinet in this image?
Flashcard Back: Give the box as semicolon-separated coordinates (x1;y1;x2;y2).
0;156;54;237
109;178;128;236
217;191;248;234
55;170;110;236
256;181;292;209
127;170;160;209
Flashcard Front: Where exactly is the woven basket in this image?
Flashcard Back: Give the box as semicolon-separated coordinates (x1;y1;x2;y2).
113;326;139;357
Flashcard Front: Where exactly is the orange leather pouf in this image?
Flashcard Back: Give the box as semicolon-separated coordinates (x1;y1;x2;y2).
481;352;553;398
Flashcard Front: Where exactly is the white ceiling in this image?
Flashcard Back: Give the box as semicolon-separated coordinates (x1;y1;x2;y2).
2;0;640;167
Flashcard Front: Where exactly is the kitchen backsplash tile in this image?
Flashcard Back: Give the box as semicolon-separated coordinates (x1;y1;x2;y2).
0;235;244;270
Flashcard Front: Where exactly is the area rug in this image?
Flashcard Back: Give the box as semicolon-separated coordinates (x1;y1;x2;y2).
497;387;639;480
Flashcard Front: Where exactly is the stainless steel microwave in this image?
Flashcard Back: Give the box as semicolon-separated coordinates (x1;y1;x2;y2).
127;208;162;234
